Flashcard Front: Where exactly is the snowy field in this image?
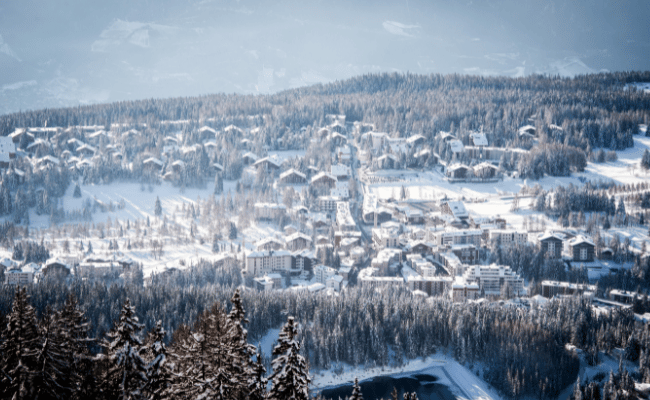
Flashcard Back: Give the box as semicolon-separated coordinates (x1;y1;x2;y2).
311;352;501;400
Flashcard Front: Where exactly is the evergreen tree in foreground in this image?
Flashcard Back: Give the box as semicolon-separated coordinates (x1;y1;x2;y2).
269;316;311;400
142;321;173;400
0;287;40;400
99;298;147;400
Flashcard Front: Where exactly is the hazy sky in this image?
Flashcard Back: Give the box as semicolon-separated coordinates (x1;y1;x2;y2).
1;0;648;115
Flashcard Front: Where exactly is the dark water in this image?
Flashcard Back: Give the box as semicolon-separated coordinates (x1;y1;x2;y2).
318;373;457;400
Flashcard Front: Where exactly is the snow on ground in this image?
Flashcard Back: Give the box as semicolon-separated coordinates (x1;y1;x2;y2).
585;135;650;186
311;352;502;400
255;327;281;358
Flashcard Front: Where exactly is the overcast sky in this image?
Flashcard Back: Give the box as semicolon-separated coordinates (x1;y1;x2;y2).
1;0;648;115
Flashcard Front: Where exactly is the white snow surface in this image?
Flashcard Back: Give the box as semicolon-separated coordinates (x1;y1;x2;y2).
311;353;501;400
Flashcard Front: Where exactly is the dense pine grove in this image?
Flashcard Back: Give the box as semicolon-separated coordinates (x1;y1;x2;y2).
1;266;650;399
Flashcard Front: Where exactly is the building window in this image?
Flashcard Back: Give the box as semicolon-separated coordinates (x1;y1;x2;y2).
548;242;555;256
580;247;588;261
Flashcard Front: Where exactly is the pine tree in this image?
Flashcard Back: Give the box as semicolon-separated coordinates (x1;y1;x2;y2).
248;351;268;400
214;173;224;195
32;307;70;400
641;149;650;170
269;316;310;400
350;377;363;400
0;287;40;400
229;222;237;240
143;321;172;400
154;197;162;218
100;298;147;400
226;290;258;398
58;294;95;400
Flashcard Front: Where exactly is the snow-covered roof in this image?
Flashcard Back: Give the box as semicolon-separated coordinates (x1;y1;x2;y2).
224;124;244;134
568;235;595;247
474;162;498;171
448;139;464;153
0;136;16;158
311;171;337;184
538;231;565;241
26;138;51;150
143;157;164;167
286;231;312;243
279;168;306;180
198;126;218;135
470;132;488;146
242;152;258;162
330;164;350;177
447;163;470;172
37;155;60;166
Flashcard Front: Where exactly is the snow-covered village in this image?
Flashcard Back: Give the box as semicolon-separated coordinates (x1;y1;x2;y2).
1;2;650;397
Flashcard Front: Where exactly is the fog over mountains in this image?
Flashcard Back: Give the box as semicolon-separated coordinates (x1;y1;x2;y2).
1;0;648;115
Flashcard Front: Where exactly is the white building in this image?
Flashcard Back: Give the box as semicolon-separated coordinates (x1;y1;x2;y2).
326;274;344;291
314;265;337;284
245;250;293;277
431;229;482;247
463;264;524;297
489;230;528;246
450;278;480;302
5;266;36;285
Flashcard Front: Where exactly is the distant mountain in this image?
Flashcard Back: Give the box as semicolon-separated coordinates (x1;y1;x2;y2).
1;0;648;115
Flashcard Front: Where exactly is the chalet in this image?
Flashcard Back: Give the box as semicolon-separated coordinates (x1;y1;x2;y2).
242;152;258;165
446;164;470;179
224;125;244;136
278;169;307;185
253;155;282;172
26;139;51;154
448;140;464;154
284;225;298;236
285;232;312;251
354;121;374;134
10;128;35;145
568;236;595;262
600;247;614;260
256;237;285;251
315;235;329;246
539;232;564;258
473;162;498;179
292;250;315;273
440;131;457;142
329;132;347;146
318;127;330;139
36;155;60;168
400;208;424;225
470;131;488;147
213;163;224;173
406;134;425;148
372;227;400;248
518;125;536;139
76;144;96;157
329;119;346;133
86;130;109;144
330;164;350;181
377;153;399;169
198;126;218;140
311;172;337;189
42;259;71;278
163;136;180;146
142;157;164;172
